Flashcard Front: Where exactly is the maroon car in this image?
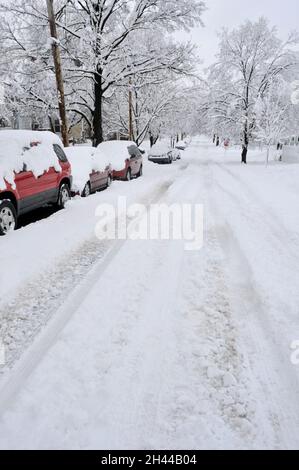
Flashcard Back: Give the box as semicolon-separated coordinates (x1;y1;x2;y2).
97;141;143;181
65;147;113;197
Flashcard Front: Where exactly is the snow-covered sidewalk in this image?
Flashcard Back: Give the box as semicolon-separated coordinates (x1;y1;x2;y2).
0;138;299;449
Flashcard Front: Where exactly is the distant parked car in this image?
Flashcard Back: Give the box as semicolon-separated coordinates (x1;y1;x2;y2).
65;146;113;197
0;131;72;236
148;142;175;164
175;140;187;151
98;141;143;181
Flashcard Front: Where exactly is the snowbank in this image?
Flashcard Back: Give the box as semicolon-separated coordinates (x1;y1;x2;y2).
282;145;299;163
65;146;110;193
0;131;62;190
97;141;137;171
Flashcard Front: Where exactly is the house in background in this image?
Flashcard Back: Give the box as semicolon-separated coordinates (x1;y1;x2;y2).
0;109;87;143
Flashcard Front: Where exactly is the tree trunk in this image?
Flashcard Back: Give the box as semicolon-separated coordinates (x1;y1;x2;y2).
242;145;248;164
242;86;250;164
46;0;69;147
93;73;103;147
149;132;154;148
242;120;249;164
134;89;139;145
149;132;159;147
128;78;133;141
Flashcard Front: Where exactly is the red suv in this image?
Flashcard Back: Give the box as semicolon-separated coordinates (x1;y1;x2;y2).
0;131;72;235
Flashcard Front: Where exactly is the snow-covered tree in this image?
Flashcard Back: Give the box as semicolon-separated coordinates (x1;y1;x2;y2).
0;0;206;145
205;18;299;163
254;80;290;165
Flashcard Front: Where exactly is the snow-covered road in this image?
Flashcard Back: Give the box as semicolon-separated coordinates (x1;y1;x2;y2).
0;137;299;449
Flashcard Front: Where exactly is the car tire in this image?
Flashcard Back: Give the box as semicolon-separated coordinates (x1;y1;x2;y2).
126;169;132;182
0;200;17;236
57;183;71;209
82;182;91;198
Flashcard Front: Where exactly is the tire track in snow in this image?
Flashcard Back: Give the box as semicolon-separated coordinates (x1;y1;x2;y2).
183;164;265;448
215;162;299;261
63;174;199;449
212;163;299;330
211;216;299;448
88;167;263;449
0;177;178;412
205;162;299;448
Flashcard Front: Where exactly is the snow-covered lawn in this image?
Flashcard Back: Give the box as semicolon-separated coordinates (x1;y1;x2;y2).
0;137;299;449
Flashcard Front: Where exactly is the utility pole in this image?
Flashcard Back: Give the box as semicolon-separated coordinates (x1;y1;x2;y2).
46;0;69;147
129;77;133;141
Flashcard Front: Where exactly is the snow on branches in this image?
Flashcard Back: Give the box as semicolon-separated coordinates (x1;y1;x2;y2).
202;18;299;163
0;0;206;144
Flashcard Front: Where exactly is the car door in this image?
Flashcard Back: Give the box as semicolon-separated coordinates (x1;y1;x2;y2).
43;144;68;201
90;155;107;191
90;170;103;191
14;164;44;214
22;143;62;206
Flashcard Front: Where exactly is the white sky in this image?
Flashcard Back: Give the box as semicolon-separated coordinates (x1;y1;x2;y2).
180;0;299;67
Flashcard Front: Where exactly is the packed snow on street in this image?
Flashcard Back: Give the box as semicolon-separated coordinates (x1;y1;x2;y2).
0;137;299;450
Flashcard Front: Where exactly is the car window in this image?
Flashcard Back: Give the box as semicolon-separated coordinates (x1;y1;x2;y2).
53;144;68;163
128;145;141;158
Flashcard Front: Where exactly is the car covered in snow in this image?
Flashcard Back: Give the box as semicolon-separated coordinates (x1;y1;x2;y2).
0;130;72;235
175;140;188;151
64;146;113;197
97;141;143;181
148;142;176;164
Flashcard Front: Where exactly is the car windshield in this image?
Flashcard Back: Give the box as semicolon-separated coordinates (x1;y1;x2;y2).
128;145;141;158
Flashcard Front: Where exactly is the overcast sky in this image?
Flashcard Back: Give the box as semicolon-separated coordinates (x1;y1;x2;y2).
181;0;299;67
